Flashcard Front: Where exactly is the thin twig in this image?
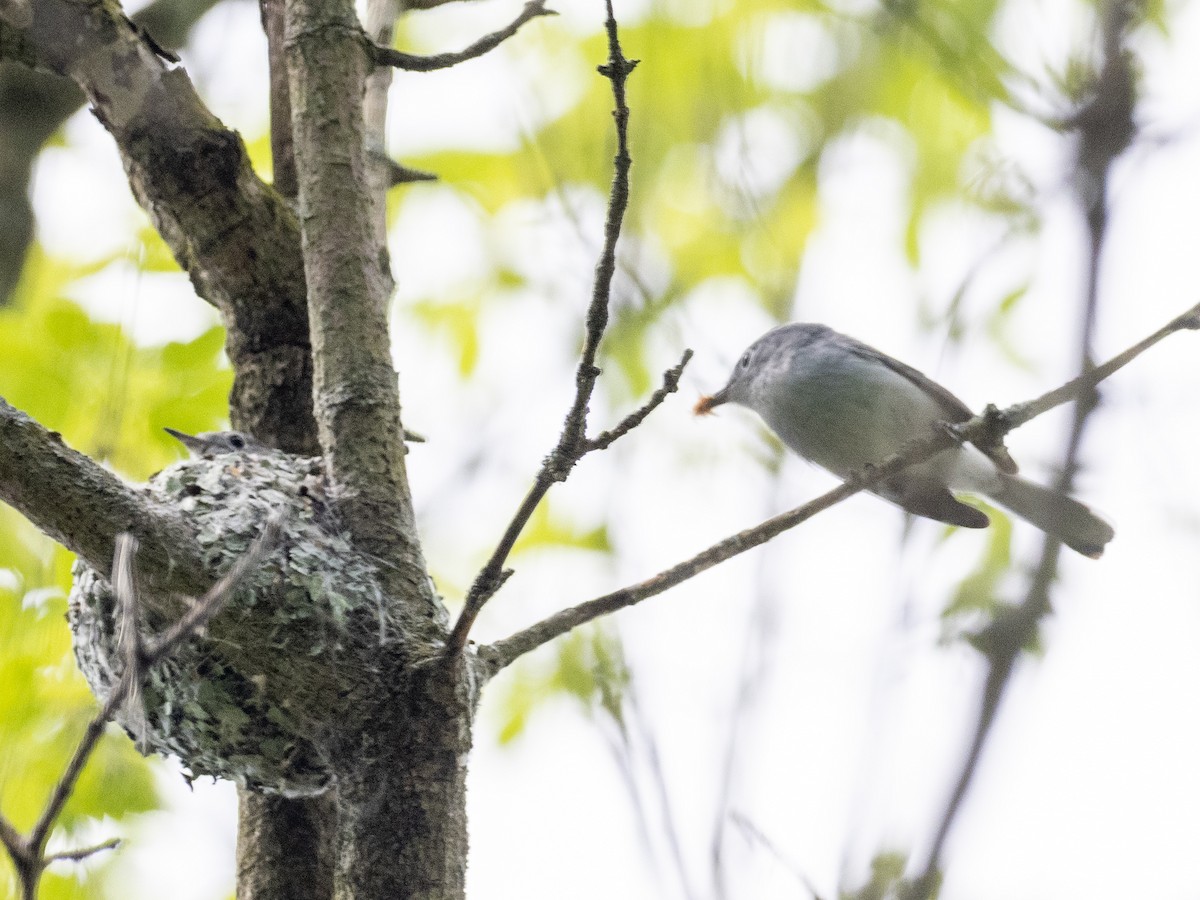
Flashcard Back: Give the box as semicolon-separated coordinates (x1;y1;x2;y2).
114;534;148;750
45;838;122;863
483;298;1197;672
27;670;129;871
445;4;640;655
373;0;556;72
382;158;438;186
1000;300;1198;431
0;816;26;879
731;813;828;900
587;350;692;452
0;518;283;899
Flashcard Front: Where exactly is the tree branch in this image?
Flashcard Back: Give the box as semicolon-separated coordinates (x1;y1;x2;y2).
0;396;208;611
445;1;640;655
0;0;222;306
259;0;297;200
373;0;556;72
482;298;1199;672
364;0;401;304
586;350;692;452
4;0;317;450
0;521;281;900
44;838;122;864
284;0;437;621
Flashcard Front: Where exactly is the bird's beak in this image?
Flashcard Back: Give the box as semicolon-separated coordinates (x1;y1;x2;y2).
164;427;206;454
693;386;730;416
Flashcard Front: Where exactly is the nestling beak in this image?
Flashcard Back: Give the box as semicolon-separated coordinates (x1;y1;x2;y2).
693;387;730;416
163;427;207;454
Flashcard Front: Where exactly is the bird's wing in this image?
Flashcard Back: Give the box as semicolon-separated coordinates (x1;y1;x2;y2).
842;338;1019;474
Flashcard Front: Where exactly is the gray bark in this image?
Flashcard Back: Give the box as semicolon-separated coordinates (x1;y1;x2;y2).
0;396;206;608
1;0;318;451
0;0;497;895
282;0;472;893
0;0;222;306
237;789;337;900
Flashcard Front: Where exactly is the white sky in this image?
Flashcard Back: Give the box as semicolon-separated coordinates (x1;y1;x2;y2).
26;0;1200;898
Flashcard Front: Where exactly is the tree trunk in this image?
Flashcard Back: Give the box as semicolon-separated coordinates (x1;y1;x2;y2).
331;664;475;900
237;790;337;900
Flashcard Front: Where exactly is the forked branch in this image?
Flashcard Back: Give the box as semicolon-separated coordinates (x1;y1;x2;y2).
481;299;1200;673
0;519;282;900
587;350;693;452
373;0;556;72
446;2;652;655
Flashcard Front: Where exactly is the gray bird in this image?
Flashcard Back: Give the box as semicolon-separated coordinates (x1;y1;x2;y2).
696;323;1114;558
165;427;425;459
164;428;272;458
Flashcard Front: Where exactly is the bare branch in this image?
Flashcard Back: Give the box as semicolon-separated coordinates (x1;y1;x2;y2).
6;0;317;448
482;474;876;672
259;0;296;199
373;0;556;72
284;0;436;614
0;519;282;899
445;3;642;654
0;397;208;611
568;1;638;459
45;838;122;864
0;814;25;868
364;0;401;301
998;299;1199;432
483;298;1198;672
114;534;149;750
587;350;692;452
384;158;439;186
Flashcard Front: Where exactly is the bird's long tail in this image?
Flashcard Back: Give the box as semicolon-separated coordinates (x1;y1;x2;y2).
991;474;1115;559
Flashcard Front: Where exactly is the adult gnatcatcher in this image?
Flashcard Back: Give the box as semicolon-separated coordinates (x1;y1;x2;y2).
695;323;1114;558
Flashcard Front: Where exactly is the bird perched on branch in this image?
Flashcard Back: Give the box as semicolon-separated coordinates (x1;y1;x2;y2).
696;323;1115;558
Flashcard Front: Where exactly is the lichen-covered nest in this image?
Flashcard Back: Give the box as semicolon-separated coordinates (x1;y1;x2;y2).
69;450;399;796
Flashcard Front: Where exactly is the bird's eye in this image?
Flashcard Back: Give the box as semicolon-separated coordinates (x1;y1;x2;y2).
229;434;245;449
738;351;752;369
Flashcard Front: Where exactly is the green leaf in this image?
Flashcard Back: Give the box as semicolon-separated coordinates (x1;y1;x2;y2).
495;625;629;744
510;500;611;557
942;500;1012;622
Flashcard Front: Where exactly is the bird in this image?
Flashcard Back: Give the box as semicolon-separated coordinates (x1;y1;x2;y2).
164;427;426;458
164;427;272;458
695;323;1115;558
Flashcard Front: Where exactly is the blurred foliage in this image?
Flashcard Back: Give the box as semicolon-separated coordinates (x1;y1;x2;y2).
841;851;930;900
400;0;1028;397
0;245;232;895
0;0;1170;894
497;625;629;745
0;246;231;477
940;500;1013;624
510;499;611;557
